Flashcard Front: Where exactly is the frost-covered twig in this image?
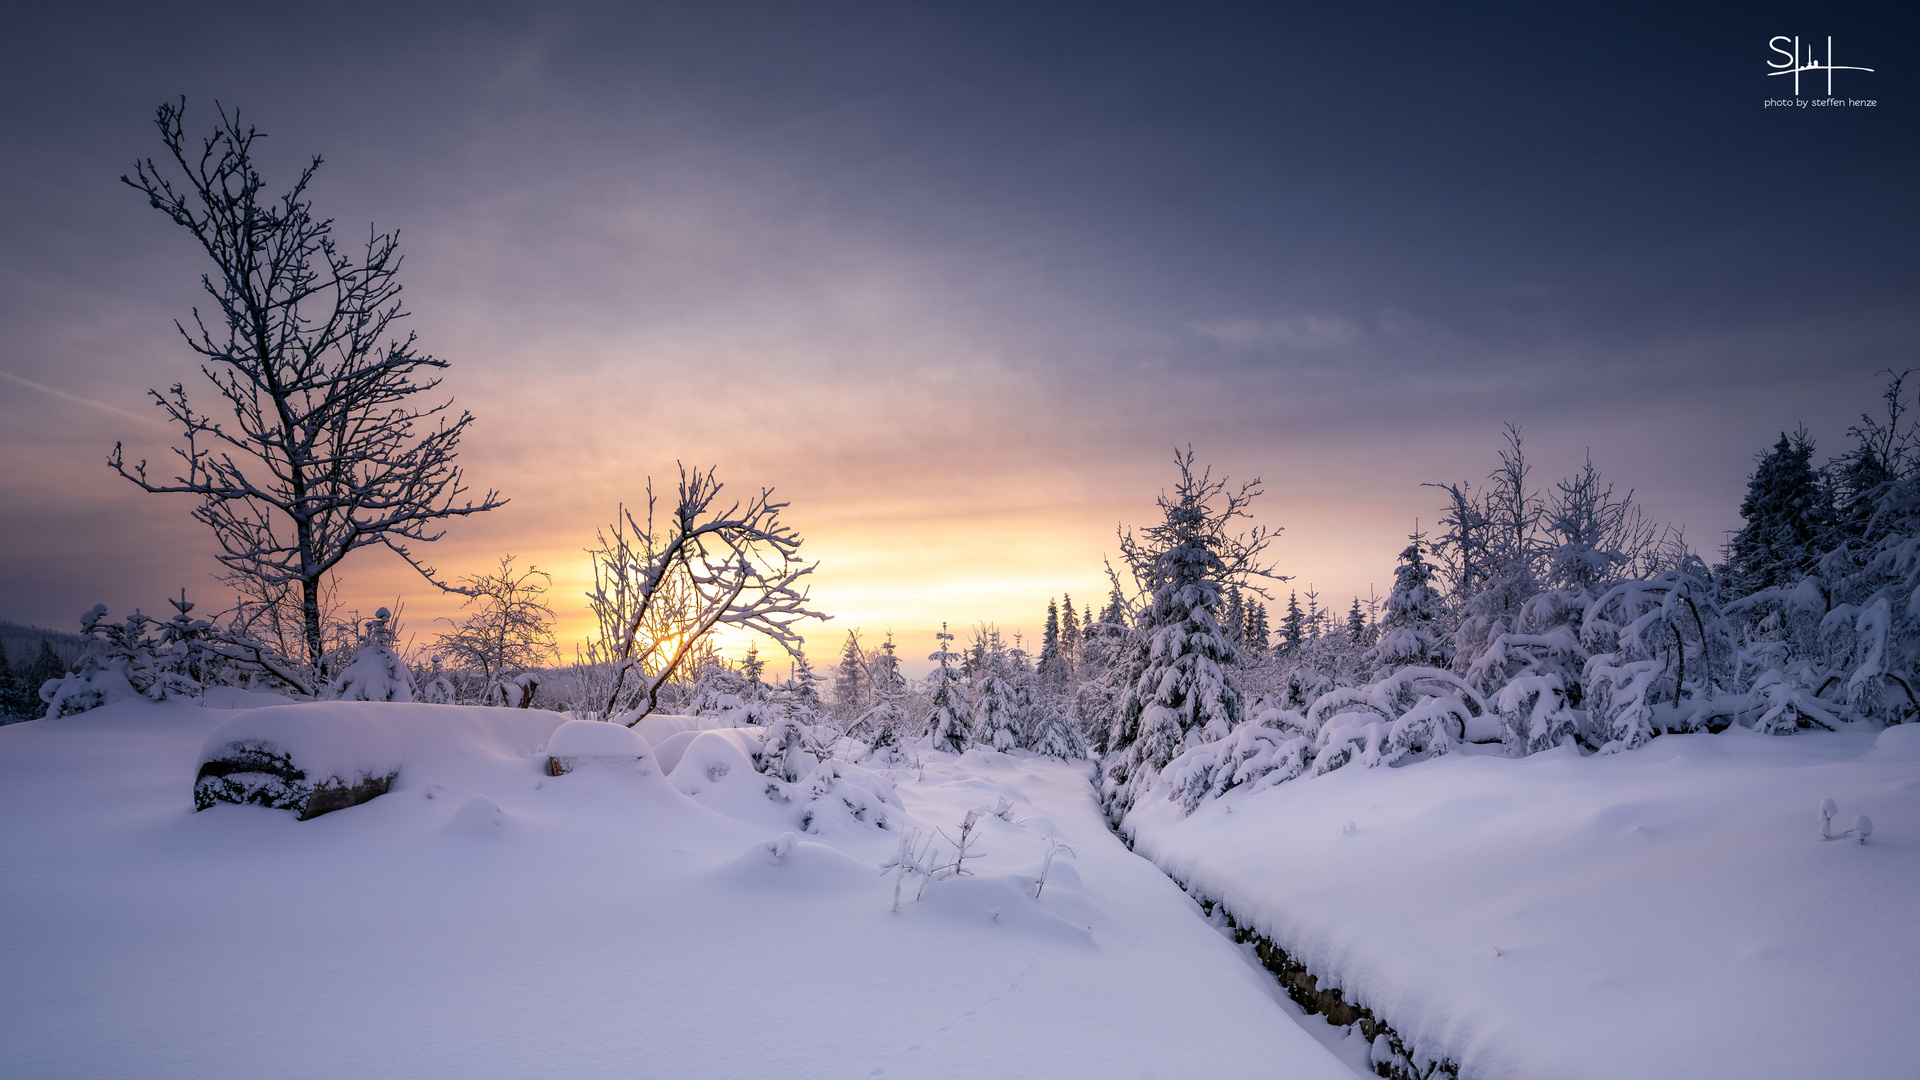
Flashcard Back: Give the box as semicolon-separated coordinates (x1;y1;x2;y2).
1034;834;1076;898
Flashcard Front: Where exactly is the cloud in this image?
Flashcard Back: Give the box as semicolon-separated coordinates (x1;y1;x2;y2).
1190;314;1364;352
0;371;168;430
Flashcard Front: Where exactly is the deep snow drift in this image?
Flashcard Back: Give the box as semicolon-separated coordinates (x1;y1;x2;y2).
0;698;1354;1080
1125;726;1920;1080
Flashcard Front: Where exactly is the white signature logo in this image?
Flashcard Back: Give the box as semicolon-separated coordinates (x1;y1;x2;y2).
1768;36;1873;95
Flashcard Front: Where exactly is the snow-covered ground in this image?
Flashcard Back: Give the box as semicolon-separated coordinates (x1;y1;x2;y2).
1126;726;1920;1080
0;698;1355;1080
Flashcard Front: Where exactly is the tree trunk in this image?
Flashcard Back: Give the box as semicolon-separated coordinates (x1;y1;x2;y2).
302;575;325;684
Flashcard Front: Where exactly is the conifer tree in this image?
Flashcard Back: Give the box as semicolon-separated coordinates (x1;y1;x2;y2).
970;626;1023;751
873;633;905;698
0;650;30;720
27;640;66;696
1037;599;1064;688
1098;584;1128;631
1347;597;1368;644
834;631;869;717
1723;429;1828;594
1369;532;1447;670
1281;591;1305;651
775;653;825;720
1224;586;1245;648
1245;601;1269;652
926;624;970;753
739;644;766;701
1107;450;1273;782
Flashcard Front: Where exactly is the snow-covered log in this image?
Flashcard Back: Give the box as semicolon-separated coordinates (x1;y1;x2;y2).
194;709;404;819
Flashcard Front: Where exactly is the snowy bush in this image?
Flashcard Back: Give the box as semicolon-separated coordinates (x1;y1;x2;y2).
329;609;415;703
1495;673;1578;755
1159;713;1310;811
38;595;223;717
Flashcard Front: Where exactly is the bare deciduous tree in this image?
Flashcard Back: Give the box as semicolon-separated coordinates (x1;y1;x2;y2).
110;100;504;678
582;465;828;725
432;556;559;704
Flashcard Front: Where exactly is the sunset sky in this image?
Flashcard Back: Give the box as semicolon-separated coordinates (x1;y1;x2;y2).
1;3;1913;674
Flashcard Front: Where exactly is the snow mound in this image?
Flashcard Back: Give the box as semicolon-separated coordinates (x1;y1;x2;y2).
546;718;655;775
629;712;721;746
712;832;877;891
912;873;1097;947
201;687;297;710
670;730;787;826
1872;722;1920;760
445;794;505;835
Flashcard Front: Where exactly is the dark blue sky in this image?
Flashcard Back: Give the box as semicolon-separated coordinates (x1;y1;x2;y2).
1;2;1913;653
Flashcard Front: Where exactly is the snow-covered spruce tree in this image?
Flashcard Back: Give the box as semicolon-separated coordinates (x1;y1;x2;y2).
1060;594;1081;670
834;630;871;724
1727;372;1920;728
1072;581;1138;754
1346;597;1368;644
581;466;828;725
1280;592;1305;652
1036;599;1066;692
771;654;826;724
431;556;558;705
1102;449;1278;818
970;626;1024;751
1244;600;1269;653
1722;429;1830;596
113;102;504;687
925;624;971;753
1366;533;1447;672
854;633;912;753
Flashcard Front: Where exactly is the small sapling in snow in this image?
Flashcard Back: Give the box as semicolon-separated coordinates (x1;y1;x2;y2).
1034;835;1076;899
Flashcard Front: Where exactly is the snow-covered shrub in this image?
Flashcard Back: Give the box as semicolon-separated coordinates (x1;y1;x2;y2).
39;650;140;719
1159;713;1310;811
1494;673;1578;755
790;759;901;834
1025;704;1089;760
1581;571;1733;752
330;609;415;703
38;595;223;717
